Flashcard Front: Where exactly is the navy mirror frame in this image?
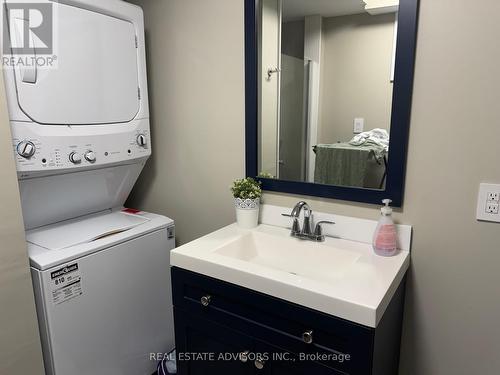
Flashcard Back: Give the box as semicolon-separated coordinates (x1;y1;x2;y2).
245;0;419;207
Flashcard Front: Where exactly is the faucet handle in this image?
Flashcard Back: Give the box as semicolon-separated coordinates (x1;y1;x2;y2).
314;221;335;236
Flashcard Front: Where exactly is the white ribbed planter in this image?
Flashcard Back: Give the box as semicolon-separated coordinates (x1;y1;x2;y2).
235;198;260;229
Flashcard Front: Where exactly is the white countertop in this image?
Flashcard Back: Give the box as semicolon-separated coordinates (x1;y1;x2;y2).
171;223;410;328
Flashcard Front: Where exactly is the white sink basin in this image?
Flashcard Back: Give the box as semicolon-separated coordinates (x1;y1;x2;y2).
171;223;410;328
214;231;361;283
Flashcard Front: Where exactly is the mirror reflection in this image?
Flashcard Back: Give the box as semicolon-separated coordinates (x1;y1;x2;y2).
258;0;398;189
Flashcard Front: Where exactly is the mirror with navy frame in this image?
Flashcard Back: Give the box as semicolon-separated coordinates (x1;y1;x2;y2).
245;0;419;206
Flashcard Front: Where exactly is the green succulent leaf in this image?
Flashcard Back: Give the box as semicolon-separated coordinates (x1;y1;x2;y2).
230;177;262;199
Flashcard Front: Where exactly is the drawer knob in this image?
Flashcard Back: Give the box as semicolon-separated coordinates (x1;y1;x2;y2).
302;330;314;344
239;350;250;363
254;359;266;370
200;295;212;307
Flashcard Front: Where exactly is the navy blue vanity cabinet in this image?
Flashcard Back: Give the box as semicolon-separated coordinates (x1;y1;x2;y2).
251;340;346;375
172;267;405;375
173;309;255;375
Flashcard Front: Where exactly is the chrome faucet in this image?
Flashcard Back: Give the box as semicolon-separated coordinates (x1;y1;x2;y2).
282;201;334;242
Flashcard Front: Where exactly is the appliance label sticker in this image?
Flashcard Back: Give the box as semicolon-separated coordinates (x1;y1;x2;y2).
50;263;83;305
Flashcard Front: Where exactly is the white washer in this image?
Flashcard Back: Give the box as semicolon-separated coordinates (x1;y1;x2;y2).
27;209;175;375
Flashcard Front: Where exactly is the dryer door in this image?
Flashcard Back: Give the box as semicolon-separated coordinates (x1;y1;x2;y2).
12;2;140;125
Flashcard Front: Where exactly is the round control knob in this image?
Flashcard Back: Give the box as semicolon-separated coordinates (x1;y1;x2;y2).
136;134;148;147
254;359;266;370
200;295;211;307
17;141;36;159
69;152;82;164
302;330;314;344
84;151;96;163
239;351;250;363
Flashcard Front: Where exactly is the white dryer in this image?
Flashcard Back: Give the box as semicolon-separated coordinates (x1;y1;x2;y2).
2;0;152;230
28;209;175;375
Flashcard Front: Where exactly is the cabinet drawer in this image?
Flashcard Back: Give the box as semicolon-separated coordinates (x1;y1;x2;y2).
174;308;344;375
172;267;374;374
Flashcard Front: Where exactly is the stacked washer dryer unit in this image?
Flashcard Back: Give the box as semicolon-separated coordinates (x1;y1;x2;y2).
3;0;174;374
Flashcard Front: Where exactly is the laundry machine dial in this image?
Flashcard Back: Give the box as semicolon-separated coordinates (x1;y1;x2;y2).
84;151;96;163
136;134;147;147
69;152;82;164
17;141;36;159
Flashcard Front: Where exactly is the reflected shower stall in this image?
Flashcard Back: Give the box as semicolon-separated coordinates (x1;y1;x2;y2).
279;56;310;181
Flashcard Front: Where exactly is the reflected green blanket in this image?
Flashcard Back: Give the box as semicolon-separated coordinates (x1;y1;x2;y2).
314;143;385;187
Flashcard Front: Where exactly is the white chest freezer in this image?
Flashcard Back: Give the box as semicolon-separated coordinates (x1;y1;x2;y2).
27;210;175;375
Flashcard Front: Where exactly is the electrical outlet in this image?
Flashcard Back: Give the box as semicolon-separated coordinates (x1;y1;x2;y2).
487;192;500;202
477;183;500;222
353;118;364;134
486;202;499;214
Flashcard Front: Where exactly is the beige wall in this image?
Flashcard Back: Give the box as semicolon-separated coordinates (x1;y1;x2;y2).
128;0;500;373
281;19;304;59
0;77;45;372
126;0;245;245
319;13;395;143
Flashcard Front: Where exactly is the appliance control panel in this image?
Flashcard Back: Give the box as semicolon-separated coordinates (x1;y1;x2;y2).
11;119;151;178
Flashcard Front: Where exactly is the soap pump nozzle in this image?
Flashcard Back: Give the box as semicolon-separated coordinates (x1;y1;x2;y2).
381;199;393;216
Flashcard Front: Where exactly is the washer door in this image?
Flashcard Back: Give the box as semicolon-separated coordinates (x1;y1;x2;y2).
11;2;140;125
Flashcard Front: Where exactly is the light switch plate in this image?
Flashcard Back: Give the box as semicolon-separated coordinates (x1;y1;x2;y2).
354;118;364;134
477;183;500;222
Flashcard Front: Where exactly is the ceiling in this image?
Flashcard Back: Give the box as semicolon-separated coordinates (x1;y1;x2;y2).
283;0;367;21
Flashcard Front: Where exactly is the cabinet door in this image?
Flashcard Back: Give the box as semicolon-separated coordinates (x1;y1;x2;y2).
254;341;344;375
174;308;255;375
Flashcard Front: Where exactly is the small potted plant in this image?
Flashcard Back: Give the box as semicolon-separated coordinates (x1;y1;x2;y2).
231;177;262;229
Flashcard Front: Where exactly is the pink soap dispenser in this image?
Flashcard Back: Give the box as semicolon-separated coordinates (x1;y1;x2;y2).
373;199;398;257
